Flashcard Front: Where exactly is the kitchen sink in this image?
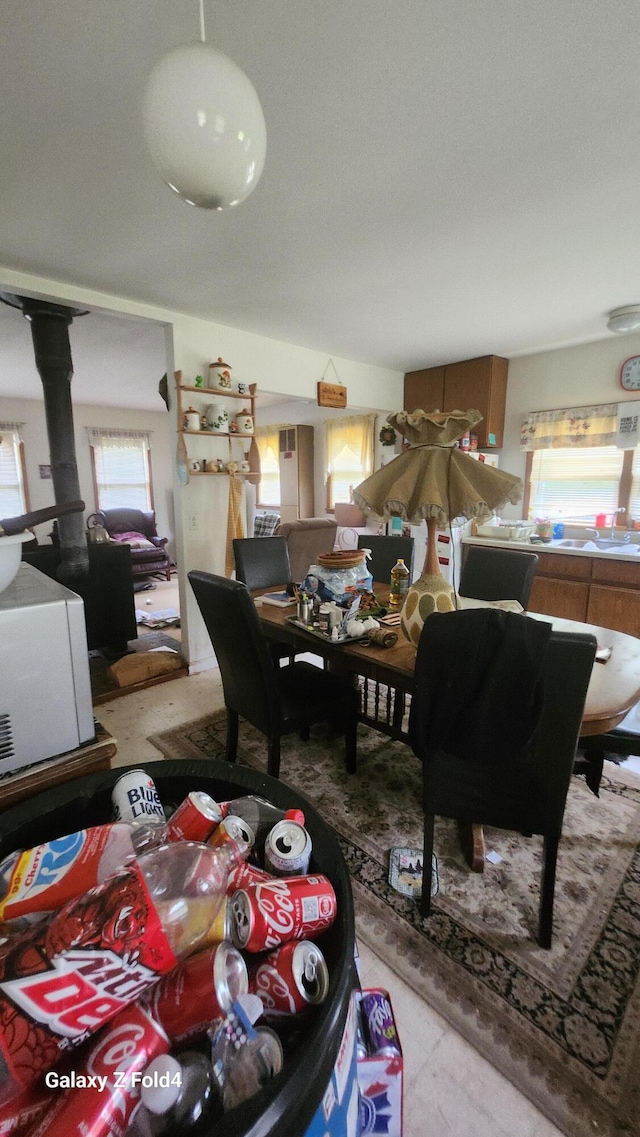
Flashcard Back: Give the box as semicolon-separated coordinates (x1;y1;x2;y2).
554;538;639;553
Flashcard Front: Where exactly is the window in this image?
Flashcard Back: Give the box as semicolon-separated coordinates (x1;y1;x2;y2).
0;423;28;517
88;429;152;511
325;415;375;510
254;425;280;507
529;446;624;521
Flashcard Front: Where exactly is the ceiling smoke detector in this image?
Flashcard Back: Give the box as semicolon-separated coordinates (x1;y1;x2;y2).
606;305;640;334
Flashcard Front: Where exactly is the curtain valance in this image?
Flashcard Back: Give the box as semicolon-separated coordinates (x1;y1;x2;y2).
87;428;151;448
520;404;618;451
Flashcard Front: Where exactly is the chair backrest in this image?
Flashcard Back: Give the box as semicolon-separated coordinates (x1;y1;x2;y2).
410;609;596;839
357;534;415;585
188;571;280;736
459;545;538;607
275;518;338;583
99;508;158;540
233;536;292;592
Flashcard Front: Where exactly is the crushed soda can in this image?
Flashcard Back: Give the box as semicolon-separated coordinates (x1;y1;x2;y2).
165;791;223;844
144;942;248;1045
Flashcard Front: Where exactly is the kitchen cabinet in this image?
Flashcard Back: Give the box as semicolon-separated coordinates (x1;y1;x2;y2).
175;371;260;483
403;355;508;448
529;576;589;622
587;585;640;635
278;424;314;523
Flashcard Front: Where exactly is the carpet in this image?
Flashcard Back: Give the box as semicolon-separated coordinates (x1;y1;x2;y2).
148;712;640;1137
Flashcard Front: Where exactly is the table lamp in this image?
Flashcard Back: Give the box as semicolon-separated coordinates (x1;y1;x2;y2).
352;409;523;646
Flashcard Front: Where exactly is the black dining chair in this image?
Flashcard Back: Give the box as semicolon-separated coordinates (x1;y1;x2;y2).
459;545;538;607
233;535;296;665
409;608;596;948
357;534;415;587
188;571;359;778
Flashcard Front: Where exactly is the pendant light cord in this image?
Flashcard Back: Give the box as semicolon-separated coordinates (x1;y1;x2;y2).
199;0;206;43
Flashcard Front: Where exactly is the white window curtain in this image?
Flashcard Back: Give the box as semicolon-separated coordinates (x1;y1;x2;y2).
325;414;376;508
88;429;152;511
0;422;27;517
254;424;281;507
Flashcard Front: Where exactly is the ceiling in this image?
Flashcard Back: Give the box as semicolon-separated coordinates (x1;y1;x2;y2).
2;1;640;410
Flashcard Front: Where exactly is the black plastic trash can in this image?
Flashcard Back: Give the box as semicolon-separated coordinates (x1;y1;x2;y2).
0;759;357;1137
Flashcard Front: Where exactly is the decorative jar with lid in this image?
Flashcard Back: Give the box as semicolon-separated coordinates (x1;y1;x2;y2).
205;403;229;433
208;357;233;389
235;409;254;435
183;406;200;431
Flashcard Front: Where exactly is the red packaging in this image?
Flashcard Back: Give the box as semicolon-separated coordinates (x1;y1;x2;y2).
144;942;247;1044
0;863;176;1104
0;826;134;922
0;1081;52;1136
230;875;337;953
249;940;329;1017
226;861;274;895
26;1004;169;1137
164;792;222;844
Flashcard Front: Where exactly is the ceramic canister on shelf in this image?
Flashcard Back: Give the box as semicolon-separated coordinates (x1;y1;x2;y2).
235;409;254;435
183;406;201;431
208;357;233;389
205;402;229;433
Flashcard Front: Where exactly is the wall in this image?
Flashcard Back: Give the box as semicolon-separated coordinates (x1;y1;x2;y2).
0;395;174;549
499;332;640;518
0;267;404;669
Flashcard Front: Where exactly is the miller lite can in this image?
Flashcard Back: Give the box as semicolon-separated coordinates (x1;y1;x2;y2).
144;942;248;1045
264;820;312;876
112;769;166;826
249;940;329;1017
230;875;337;953
165;791;223;843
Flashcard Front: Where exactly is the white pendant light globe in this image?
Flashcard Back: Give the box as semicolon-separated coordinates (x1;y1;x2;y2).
143;42;266;210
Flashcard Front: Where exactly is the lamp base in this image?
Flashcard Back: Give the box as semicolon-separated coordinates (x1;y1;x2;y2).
401;573;457;646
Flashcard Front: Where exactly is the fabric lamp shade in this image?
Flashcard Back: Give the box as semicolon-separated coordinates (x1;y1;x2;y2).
352;409;523;645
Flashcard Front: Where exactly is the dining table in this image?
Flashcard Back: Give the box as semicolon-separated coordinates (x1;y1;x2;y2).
256;584;640;871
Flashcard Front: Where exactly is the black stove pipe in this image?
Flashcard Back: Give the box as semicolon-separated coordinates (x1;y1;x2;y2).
1;294;89;583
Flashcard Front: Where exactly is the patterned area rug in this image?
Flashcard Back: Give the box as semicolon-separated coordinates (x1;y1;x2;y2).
148;713;640;1137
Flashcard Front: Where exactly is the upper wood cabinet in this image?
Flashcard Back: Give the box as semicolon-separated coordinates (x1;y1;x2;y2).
403;355;509;448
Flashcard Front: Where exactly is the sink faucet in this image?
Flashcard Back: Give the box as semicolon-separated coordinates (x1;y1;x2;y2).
610;508;630;542
584;528;599;540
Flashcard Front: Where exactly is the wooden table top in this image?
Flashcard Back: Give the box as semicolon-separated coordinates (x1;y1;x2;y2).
256;588;640;737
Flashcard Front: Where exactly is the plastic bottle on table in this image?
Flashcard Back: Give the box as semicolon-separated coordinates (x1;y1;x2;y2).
389;558;410;610
0;839;249;1105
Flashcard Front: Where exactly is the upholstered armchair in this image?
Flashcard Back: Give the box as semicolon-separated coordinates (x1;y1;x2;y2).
94;508;172;580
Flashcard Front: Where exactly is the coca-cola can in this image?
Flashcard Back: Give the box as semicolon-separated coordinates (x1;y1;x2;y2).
264;820;312;876
207;815;255;852
112;769;166;826
249;940;329;1017
230;875;337;953
145;942;248;1044
226;860;274;895
165;791;223;843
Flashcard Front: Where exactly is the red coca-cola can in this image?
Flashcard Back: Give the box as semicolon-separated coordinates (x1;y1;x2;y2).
165;791;223;843
26;1004;169;1137
207;815;254;853
230;875;337;953
226;860;274;895
249;940;329;1017
144;942;247;1044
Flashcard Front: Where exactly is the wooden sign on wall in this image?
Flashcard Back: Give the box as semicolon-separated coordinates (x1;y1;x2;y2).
317;381;347;408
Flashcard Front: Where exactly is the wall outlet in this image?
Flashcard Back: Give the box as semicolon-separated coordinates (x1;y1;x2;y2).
189;514;198;530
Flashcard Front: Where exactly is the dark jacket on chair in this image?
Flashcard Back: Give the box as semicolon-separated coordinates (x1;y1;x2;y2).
409;608;553;765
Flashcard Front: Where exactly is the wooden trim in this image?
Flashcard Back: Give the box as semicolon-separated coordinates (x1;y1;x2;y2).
619;449;633;525
522;451;533;520
89;443;100;511
17;439;31;513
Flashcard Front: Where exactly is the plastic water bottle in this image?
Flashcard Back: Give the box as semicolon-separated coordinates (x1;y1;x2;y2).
142;1051;216;1131
389;558;410;610
552;511;565;540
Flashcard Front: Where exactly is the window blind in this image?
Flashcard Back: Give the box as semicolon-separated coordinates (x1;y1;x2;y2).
88;429;152;511
0;424;26;517
530;446;623;520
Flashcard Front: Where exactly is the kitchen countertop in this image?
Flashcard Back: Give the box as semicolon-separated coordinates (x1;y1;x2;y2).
462;535;640;562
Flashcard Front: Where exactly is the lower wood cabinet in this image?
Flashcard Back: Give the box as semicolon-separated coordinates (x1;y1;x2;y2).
529;576;589;622
587;585;640;637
